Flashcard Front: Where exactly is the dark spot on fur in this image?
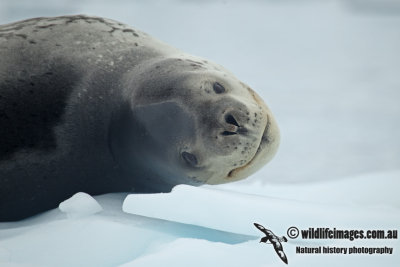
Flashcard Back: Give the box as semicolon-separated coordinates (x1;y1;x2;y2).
109;27;117;34
186;59;203;65
36;24;57;29
121;28;139;37
15;34;27;39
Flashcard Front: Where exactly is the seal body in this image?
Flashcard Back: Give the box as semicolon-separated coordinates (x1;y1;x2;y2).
0;15;280;221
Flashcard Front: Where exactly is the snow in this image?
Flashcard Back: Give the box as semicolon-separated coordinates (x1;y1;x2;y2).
58;192;103;219
1;0;400;266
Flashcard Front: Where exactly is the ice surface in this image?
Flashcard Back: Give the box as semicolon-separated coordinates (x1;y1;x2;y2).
119;237;399;267
0;0;399;266
123;174;400;236
119;239;270;267
1;173;399;267
211;170;400;209
58;192;103;219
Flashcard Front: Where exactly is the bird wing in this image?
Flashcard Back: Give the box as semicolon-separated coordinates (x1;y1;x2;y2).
279;236;288;242
253;223;270;235
273;241;288;264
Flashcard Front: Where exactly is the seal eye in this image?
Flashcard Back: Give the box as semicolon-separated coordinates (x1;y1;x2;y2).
181;152;198;167
213;82;225;94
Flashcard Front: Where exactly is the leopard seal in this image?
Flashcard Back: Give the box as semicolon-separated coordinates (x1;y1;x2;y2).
0;15;280;221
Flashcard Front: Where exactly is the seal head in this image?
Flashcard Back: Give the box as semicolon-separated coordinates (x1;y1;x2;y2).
111;56;280;191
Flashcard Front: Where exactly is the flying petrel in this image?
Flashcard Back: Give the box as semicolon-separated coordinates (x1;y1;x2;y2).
254;223;288;264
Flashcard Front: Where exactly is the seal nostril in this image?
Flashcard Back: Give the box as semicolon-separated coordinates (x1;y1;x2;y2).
221;131;237;136
225;114;239;127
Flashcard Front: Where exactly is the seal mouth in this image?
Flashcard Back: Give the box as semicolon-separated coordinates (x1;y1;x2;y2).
226;115;271;179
